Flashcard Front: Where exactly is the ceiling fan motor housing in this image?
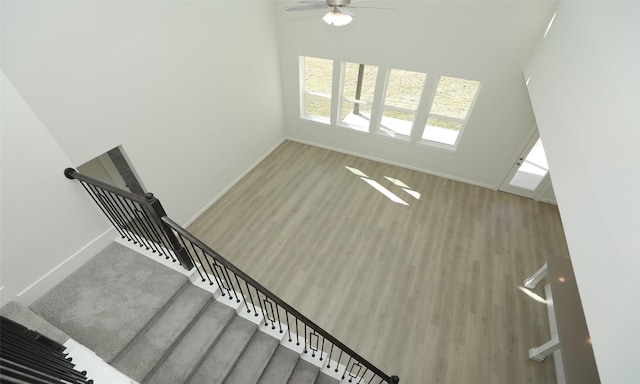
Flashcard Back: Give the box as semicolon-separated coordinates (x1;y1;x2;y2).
328;0;351;6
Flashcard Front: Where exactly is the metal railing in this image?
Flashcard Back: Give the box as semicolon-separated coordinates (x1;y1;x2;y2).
65;168;399;384
0;316;93;384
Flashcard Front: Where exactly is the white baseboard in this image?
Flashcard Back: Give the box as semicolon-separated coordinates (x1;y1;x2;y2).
285;137;497;191
183;138;286;228
10;228;117;307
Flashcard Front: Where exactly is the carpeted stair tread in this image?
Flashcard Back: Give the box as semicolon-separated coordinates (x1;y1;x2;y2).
144;300;237;384
29;242;188;362
286;359;320;384
314;372;340;384
187;315;258;384
222;330;279;384
257;345;301;384
111;283;212;381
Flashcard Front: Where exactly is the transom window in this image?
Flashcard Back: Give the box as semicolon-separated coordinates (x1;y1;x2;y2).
301;56;333;123
298;56;481;151
421;76;480;146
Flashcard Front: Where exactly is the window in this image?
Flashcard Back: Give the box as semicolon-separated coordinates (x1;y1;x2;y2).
421;76;480;147
339;63;378;132
297;58;481;151
301;56;333;123
379;69;426;139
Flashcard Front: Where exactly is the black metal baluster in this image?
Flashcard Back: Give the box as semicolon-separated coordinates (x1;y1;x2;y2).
137;210;165;255
263;298;277;330
335;350;344;372
295;318;300;346
231;272;248;306
343;356;353;380
78;181;127;240
205;258;228;297
175;234;207;284
103;188;145;246
179;237;208;283
255;290;268;326
212;260;234;298
243;280;258;315
327;343;334;368
220;265;238;302
274;303;283;333
208;259;230;294
285;311;292;342
118;196;153;251
88;185;132;242
320;336;325;361
303;323;308;353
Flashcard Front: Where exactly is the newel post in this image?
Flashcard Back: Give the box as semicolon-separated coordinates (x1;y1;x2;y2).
389;375;400;384
144;193;194;271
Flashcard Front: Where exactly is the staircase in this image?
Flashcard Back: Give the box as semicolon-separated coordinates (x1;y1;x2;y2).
25;242;343;384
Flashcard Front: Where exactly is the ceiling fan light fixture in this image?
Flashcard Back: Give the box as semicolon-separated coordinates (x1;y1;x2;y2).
323;8;352;26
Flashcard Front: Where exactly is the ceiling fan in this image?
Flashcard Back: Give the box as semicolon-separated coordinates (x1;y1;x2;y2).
284;0;394;26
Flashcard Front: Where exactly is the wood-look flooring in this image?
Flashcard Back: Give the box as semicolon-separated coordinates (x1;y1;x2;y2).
188;140;565;384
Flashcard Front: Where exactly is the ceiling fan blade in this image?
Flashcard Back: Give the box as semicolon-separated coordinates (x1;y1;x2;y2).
284;4;328;11
338;7;354;16
345;5;395;10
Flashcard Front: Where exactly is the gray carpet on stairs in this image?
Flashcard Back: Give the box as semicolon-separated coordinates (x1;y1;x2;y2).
145;300;239;384
111;283;213;382
29;242;187;362
186;315;258;383
257;345;300;384
223;330;280;384
287;359;320;384
18;242;348;384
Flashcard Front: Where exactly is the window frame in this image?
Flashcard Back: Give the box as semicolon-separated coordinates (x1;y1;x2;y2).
418;75;482;150
297;57;482;152
336;62;380;133
375;68;428;141
299;56;334;125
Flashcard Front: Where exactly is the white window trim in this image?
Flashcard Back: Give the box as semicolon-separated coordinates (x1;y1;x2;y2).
298;57;482;152
418;76;482;150
299;56;333;124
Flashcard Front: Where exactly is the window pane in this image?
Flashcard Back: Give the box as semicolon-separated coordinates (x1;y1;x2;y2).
380;109;414;137
341;102;371;132
305;94;332;119
304;57;333;95
303;57;332;121
422;117;462;145
430;76;480;119
343;63;377;102
341;62;378;131
384;69;426;110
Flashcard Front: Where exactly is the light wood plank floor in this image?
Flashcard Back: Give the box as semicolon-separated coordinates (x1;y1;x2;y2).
188;140;564;384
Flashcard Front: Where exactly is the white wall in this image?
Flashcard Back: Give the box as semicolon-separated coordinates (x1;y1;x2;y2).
525;2;640;383
2;1;284;225
277;1;557;188
1;73;111;306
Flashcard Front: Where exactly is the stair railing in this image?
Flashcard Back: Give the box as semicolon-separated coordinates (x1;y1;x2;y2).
65;168;399;384
0;316;93;384
64;168;194;270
